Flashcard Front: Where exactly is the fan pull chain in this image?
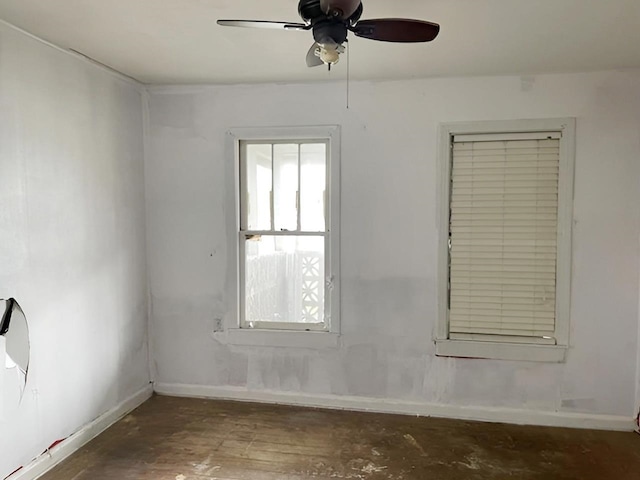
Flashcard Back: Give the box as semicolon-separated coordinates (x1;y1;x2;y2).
346;40;350;109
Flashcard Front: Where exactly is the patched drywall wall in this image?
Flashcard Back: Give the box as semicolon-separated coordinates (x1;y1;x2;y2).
0;22;149;478
146;70;640;423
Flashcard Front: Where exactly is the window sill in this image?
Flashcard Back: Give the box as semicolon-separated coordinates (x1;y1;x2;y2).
435;339;567;363
214;328;340;349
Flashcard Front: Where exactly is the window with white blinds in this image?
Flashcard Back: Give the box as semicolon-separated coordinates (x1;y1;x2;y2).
449;133;561;343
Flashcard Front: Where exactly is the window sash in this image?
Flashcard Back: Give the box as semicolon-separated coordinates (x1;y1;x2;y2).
449;137;561;340
238;139;331;331
240;140;329;233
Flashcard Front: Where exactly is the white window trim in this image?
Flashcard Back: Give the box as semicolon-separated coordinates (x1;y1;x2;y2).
435;118;576;362
220;126;341;349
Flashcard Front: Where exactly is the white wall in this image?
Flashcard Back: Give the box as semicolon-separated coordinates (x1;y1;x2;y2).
637;203;640;425
146;70;640;425
0;23;149;477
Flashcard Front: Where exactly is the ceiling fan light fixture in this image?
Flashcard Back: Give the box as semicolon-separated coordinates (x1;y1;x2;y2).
319;45;341;65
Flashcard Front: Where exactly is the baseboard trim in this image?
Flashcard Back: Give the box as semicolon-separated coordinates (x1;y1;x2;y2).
155;383;635;432
7;384;153;480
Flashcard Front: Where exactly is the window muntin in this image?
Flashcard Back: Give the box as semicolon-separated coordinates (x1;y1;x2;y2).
239;140;330;331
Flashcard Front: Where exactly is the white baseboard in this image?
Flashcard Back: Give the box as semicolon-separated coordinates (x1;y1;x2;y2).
155;383;635;432
7;384;154;480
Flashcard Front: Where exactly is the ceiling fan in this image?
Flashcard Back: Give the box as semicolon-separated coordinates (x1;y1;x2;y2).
218;0;440;69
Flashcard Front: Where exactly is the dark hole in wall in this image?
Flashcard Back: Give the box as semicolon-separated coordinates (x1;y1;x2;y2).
1;298;30;414
0;298;17;335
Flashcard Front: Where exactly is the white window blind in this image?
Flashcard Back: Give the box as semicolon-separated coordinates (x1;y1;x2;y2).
449;134;560;341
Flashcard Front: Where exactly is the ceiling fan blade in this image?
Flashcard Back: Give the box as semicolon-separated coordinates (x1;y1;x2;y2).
351;19;440;43
306;43;324;67
320;0;361;19
217;20;309;31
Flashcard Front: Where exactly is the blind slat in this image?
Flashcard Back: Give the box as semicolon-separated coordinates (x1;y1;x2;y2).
453;160;559;167
451;285;555;293
451;261;557;268
450;327;556;336
452;251;557;257
453;210;558;216
453;302;555;311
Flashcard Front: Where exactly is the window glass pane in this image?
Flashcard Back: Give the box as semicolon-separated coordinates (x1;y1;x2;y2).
300;143;327;231
244;144;272;230
244;235;325;325
273;144;299;232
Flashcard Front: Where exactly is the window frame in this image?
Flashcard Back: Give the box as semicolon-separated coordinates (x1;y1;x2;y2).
225;126;341;345
435;119;576;362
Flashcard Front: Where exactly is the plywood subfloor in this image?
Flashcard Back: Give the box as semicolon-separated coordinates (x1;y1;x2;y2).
39;395;640;480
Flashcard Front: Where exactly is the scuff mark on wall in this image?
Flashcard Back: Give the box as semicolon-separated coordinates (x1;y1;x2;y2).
561;398;597;412
4;466;23;479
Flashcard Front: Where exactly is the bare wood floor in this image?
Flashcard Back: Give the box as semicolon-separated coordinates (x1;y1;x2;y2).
40;395;640;480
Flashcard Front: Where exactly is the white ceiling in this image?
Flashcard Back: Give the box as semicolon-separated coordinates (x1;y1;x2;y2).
1;0;639;85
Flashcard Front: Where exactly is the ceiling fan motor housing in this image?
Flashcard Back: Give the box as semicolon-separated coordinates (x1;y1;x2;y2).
299;0;363;45
298;0;363;25
312;20;348;45
298;0;324;21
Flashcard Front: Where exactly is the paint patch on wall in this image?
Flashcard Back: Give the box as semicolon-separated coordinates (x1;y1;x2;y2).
1;298;30;418
561;398;597;412
520;76;536;92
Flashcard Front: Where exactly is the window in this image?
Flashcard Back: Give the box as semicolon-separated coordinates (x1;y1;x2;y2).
436;119;575;362
228;126;340;344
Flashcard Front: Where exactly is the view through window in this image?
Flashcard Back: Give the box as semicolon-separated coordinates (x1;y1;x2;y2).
239;141;330;331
